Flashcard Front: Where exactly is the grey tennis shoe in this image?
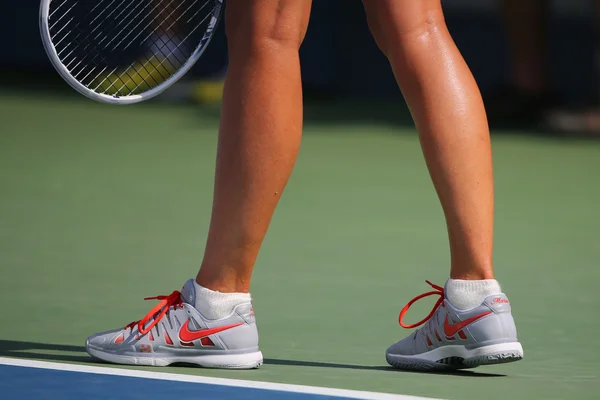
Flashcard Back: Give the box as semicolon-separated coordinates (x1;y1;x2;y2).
86;279;263;369
386;281;523;371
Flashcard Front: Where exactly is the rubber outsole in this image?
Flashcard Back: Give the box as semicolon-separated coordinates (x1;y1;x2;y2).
86;344;263;370
386;342;523;371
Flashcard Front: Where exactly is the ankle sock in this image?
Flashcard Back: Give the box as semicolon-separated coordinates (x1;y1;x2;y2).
192;281;252;320
444;279;501;310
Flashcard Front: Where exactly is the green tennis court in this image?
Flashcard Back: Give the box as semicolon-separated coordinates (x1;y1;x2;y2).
1;91;599;399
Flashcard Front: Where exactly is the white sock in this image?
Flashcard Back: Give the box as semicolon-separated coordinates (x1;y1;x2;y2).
445;279;502;310
192;281;252;320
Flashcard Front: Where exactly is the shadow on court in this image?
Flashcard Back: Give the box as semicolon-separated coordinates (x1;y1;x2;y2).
0;340;505;378
264;358;505;378
0;340;90;363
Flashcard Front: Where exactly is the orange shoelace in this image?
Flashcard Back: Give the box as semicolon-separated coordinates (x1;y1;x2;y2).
124;282;444;336
398;281;445;329
125;290;183;335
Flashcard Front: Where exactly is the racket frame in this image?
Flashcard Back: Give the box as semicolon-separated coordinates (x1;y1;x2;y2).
39;0;223;105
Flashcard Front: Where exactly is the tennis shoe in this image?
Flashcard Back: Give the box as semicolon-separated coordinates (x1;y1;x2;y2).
386;281;523;370
86;279;263;369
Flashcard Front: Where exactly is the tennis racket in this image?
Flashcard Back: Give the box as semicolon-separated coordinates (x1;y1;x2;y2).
39;0;223;104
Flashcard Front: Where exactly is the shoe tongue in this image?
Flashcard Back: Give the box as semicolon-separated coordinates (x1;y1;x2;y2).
180;279;197;306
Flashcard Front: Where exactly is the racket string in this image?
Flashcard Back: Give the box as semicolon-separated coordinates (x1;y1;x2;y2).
112;0;207;95
108;0;202;94
47;0;218;97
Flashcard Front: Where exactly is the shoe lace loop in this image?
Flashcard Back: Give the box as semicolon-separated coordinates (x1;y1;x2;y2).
125;290;183;335
398;280;444;329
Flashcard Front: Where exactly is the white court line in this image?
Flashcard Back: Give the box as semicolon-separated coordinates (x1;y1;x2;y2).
0;357;443;400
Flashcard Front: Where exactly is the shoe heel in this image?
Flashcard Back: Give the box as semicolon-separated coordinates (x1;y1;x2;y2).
463;342;523;367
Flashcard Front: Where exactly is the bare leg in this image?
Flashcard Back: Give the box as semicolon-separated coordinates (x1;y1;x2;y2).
195;0;312;293
363;0;494;279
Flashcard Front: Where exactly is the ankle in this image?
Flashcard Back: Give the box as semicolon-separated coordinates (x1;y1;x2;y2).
195;271;250;294
450;257;494;280
450;270;495;280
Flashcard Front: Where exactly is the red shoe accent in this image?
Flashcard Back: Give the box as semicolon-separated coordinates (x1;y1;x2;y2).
434;330;442;342
458;330;467;340
200;337;215;347
443;312;491;337
116;289;245;349
426;336;433;347
114;333;125;344
148;331;154;341
398;281;444;329
124;291;184;335
139;344;152;353
179;320;243;343
398;281;492;341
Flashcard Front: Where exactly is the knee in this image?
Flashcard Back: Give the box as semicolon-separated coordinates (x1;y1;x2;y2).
225;0;311;54
364;2;446;58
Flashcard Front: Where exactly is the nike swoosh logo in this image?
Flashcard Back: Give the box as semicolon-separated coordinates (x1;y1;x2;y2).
179;320;244;343
444;312;492;337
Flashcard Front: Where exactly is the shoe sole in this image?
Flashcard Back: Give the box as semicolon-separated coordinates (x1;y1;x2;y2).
86;344;263;370
386;342;523;371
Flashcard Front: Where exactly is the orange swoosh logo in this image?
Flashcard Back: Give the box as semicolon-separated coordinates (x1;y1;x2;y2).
444;312;491;337
179;320;243;343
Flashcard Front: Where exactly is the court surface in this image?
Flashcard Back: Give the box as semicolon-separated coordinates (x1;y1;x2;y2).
0;91;599;399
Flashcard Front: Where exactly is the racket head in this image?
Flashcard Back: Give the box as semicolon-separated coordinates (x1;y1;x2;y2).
39;0;223;105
